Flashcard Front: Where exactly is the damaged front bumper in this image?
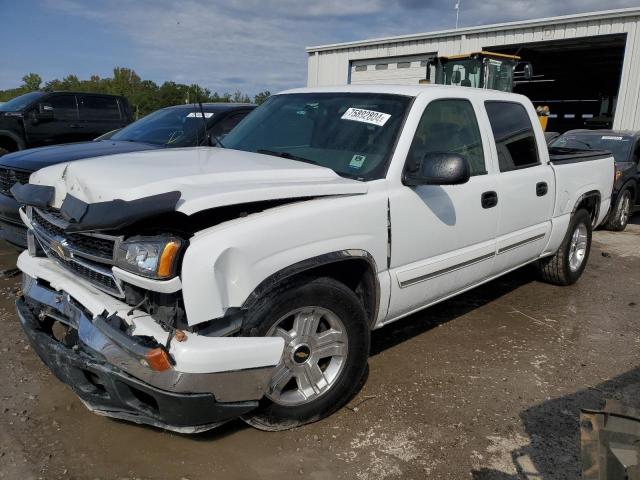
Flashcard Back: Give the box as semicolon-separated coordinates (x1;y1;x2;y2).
16;253;285;433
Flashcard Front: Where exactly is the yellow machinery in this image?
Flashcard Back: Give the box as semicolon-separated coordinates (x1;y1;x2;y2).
426;51;549;131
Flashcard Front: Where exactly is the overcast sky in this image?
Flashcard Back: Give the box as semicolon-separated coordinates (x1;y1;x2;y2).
1;0;639;95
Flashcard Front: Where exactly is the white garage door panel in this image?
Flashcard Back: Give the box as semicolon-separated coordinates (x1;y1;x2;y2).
350;54;435;85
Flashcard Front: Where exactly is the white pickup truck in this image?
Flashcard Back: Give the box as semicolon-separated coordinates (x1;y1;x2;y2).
13;85;613;433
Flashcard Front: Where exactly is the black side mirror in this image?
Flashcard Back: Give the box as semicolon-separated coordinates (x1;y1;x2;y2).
403;152;471;187
523;63;533;80
451;70;462;84
37;103;54;121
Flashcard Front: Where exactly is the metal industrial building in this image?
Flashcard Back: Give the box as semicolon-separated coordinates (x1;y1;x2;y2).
306;7;640;132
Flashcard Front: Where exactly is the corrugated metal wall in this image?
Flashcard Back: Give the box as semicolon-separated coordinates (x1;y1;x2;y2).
307;9;640;130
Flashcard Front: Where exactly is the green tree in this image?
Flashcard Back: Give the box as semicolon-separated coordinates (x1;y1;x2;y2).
254;90;271;105
110;67;141;97
232;90;251;103
1;68;261;114
21;73;42;91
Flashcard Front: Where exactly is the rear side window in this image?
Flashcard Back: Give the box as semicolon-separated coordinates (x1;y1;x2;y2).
485;101;539;172
407;99;486;176
48;94;78;121
79;96;121;121
210;111;249;138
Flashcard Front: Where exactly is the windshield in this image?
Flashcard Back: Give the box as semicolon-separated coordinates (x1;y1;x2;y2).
551;133;633;162
0;91;45;112
110;107;215;146
222;93;412;180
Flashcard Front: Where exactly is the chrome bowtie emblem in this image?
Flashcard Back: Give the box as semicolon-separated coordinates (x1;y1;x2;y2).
50;239;72;261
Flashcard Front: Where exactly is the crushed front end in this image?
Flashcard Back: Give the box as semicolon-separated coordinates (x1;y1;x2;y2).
15;202;284;433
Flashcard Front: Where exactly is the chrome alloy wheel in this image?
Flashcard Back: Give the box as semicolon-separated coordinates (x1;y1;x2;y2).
619;193;631;226
266;307;348;406
568;223;588;272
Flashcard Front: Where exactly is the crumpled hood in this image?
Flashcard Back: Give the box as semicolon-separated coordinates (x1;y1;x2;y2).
0;140;160;171
30;147;368;215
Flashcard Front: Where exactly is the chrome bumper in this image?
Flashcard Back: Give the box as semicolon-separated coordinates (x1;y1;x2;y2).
19;274;274;403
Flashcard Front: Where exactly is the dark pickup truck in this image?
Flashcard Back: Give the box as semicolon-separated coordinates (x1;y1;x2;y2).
550;130;640;231
0;102;255;247
0;91;133;155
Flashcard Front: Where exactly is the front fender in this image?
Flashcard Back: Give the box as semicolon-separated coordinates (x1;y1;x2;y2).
180;193;388;326
0;129;26;151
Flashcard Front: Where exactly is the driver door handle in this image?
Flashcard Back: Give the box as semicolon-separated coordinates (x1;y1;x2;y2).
481;191;498;209
536;182;548;196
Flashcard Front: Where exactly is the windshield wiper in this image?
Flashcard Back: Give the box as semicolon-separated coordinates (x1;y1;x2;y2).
256;149;317;165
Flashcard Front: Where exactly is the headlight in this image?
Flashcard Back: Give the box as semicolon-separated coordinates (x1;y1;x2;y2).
115;236;183;279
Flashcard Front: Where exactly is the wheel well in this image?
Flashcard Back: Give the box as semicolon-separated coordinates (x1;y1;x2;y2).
0;135;18;153
574;192;600;225
244;255;380;328
623;182;636;200
295;259;378;325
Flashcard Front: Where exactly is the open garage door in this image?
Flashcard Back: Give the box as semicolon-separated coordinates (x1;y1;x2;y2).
487;34;626;133
350;54;434;85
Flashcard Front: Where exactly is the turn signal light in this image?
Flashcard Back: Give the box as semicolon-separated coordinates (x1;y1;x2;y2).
614;169;623;183
145;347;172;371
157;241;181;278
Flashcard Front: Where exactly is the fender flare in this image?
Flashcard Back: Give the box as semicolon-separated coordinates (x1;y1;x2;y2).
0;130;26;151
241;249;381;327
617;178;637;199
572;190;601;226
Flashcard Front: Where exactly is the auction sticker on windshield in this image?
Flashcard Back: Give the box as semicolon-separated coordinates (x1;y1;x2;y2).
341;108;391;126
601;136;624;140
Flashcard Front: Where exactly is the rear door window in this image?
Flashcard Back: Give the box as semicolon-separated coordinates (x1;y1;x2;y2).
47;94;78;121
210;111;250;138
79;96;122;121
485;101;540;172
407;98;487;176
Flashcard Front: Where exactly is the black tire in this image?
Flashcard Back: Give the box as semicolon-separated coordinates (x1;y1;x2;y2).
605;189;632;232
241;277;369;431
536;209;592;286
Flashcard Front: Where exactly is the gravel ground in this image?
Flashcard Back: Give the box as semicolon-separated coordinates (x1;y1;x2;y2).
1;218;639;480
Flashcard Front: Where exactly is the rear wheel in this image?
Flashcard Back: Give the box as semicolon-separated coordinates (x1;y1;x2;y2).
536;209;592;286
605;189;632;231
242;277;369;431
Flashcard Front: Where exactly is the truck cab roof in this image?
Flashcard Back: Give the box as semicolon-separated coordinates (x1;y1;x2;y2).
280;83;530;101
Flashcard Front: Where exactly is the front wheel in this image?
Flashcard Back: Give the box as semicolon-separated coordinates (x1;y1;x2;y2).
535;209;592;286
605;189;632;231
242;277;370;431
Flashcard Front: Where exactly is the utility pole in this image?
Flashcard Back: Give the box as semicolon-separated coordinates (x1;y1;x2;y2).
455;0;461;29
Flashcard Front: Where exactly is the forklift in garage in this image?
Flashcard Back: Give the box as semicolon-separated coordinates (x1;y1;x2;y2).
425;51;550;131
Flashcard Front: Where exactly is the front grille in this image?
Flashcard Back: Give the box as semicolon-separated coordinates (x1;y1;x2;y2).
30;208;123;297
32;209;115;261
46;245;119;293
0;168;31;196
